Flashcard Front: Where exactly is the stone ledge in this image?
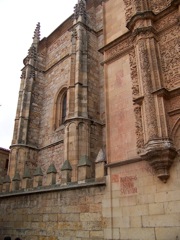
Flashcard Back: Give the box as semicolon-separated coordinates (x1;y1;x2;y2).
0;178;106;198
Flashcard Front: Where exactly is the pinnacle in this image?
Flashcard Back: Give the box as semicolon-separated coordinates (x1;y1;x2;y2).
74;0;86;21
33;22;41;42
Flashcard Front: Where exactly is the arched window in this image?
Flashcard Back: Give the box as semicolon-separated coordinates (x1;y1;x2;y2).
54;88;67;129
62;92;67;124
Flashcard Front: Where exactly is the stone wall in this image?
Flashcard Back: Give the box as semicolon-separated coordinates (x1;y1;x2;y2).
0;148;9;179
102;158;180;240
0;184;106;240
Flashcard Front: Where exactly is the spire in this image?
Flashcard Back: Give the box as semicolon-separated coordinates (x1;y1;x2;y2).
33;22;41;44
25;22;40;65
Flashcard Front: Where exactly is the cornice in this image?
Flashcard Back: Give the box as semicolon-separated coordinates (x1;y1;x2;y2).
99;32;133;64
0;179;106;198
64;116;105;127
151;87;180;99
0;147;10;153
99;31;131;53
127;11;156;31
106;156;142;168
126;0;180;32
10;139;64;152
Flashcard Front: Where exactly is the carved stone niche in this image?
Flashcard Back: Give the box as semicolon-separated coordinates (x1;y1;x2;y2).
141;139;177;182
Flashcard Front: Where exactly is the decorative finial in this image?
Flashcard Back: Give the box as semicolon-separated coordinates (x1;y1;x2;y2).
74;0;86;21
33;22;41;43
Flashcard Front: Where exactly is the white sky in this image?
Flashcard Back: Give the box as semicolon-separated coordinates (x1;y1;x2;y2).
0;0;77;149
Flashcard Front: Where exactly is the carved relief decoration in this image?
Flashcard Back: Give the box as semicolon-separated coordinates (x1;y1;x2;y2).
155;11;178;32
20;69;26;79
123;0;134;23
129;49;140;97
71;29;78;41
27;45;37;62
149;0;171;14
134;105;144;152
74;0;86;21
159;26;180;90
138;39;158;139
129;49;144;152
106;35;133;61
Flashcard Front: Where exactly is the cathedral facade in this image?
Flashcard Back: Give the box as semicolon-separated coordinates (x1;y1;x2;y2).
0;0;180;239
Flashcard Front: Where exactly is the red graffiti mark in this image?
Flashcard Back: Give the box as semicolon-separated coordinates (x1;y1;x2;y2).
120;176;137;195
112;174;119;183
115;71;124;87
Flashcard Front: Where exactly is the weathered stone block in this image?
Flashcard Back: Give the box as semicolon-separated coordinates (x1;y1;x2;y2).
155;227;180;240
61;160;72;185
22;178;33;189
12;172;21;191
2;175;11;192
78;155;91;182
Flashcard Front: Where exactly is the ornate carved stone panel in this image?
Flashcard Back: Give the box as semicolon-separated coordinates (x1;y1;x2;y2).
129;49;144;152
123;0;134;23
149;0;171;14
159;26;180;90
129;49;140;97
137;39;158;140
134;105;144;152
155;11;178;32
105;34;133;61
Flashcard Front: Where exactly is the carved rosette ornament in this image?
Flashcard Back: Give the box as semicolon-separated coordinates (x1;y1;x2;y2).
141;139;177;182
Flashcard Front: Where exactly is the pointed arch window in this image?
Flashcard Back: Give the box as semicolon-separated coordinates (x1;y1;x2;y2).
54;88;67;129
62;92;67;124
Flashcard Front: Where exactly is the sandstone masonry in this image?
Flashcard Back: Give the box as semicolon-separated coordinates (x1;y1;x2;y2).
0;0;180;239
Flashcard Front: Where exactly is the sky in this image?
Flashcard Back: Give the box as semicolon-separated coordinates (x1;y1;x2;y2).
0;0;77;149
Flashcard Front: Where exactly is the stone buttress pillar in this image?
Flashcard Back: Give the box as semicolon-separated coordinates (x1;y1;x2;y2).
9;23;41;183
64;0;91;182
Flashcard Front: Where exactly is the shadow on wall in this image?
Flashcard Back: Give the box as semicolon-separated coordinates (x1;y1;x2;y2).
4;238;21;240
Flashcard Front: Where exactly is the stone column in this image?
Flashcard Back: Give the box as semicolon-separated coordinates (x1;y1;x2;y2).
9;23;41;182
64;0;89;183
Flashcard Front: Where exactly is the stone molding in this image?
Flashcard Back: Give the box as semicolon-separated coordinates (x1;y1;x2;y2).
0;178;106;198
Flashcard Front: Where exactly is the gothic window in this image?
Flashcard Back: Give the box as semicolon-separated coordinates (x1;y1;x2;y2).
62;92;67;124
5;159;9;172
54;88;67;129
